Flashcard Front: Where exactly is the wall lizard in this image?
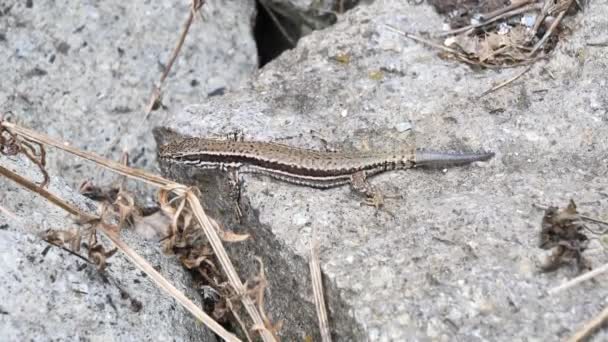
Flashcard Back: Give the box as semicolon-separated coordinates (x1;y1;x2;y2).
158;137;494;206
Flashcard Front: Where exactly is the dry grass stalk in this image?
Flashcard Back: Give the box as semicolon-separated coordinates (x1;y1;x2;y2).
309;231;332;342
436;3;539;38
383;24;529;69
479;65;532;97
249;257;283;340
534;203;608;229
384;25;464;56
186;191;278;342
0;203;19;221
529;1;572;56
548;262;608;295
567;305;608;342
144;0;206;117
0;119;49;187
1;121;276;342
226;299;254;342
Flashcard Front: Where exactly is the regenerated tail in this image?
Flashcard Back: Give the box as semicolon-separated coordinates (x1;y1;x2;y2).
414;149;494;168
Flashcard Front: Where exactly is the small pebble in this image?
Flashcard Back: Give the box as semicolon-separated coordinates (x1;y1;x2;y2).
395;122;412;132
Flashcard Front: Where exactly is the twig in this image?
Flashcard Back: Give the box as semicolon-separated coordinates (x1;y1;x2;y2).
144;0;205;118
310;230;332;342
384;24;533;68
383;25;466;56
579;215;608;227
479;0;535;21
533;203;608;227
2;122;168;187
0;203;19;221
42;239;92;264
529;0;554;38
529;0;573;56
1;122;49;188
567;305;608;342
187;192;277;342
479;65;532;97
548;262;608;295
436;4;539;37
226;299;254;342
0;164;240;342
587;41;608;47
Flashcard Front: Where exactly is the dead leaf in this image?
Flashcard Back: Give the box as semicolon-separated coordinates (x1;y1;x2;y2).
539;200;590;272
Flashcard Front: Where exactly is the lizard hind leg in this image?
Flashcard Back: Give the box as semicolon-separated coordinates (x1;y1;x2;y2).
349;171;384;208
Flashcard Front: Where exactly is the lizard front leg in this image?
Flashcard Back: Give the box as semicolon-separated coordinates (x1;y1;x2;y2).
226;167;243;219
350;171;384;208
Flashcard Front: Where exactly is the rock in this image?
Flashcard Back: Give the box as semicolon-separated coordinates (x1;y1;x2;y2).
156;0;608;340
0;0;256;339
0;0;257;188
0;156;216;341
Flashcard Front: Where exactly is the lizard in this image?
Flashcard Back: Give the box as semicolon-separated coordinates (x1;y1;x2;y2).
158;136;494;207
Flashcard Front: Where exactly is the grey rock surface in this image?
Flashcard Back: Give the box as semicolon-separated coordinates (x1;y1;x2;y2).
0;155;216;341
1;1;257;339
0;0;257;187
157;0;608;340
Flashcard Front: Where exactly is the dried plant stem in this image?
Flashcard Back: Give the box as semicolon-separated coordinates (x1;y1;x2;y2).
480;0;535;21
0;164;240;342
548;262;608;295
581;216;608;227
587;41;608;47
530;0;573;56
3;122;168;187
0;203;20;221
436;4;538;37
186;192;276;342
529;0;553;38
0;164;83;216
1;121;276;342
386;24;492;67
533;203;608;227
567;305;608;342
479;65;532;97
310;231;332;342
144;0;205;118
383;25;465;56
42;239;92;264
227;299;254;342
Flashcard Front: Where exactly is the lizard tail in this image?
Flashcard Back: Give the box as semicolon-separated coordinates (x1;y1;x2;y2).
414;149;495;168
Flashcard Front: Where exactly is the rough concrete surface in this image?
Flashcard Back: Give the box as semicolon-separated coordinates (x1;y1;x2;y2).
157;0;608;340
0;0;257;187
0;0;257;340
0;156;216;341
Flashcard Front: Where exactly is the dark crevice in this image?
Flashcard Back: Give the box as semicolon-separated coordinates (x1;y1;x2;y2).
254;0;298;67
253;1;361;68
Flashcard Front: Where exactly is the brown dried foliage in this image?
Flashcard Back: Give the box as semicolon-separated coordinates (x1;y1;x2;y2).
155;187;253;327
248;258;283;341
70;168;256;331
427;0;578;67
0;115;49;187
539;200;590;272
42;217;119;272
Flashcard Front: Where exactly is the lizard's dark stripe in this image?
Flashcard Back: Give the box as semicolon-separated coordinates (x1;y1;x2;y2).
173;153;398;178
